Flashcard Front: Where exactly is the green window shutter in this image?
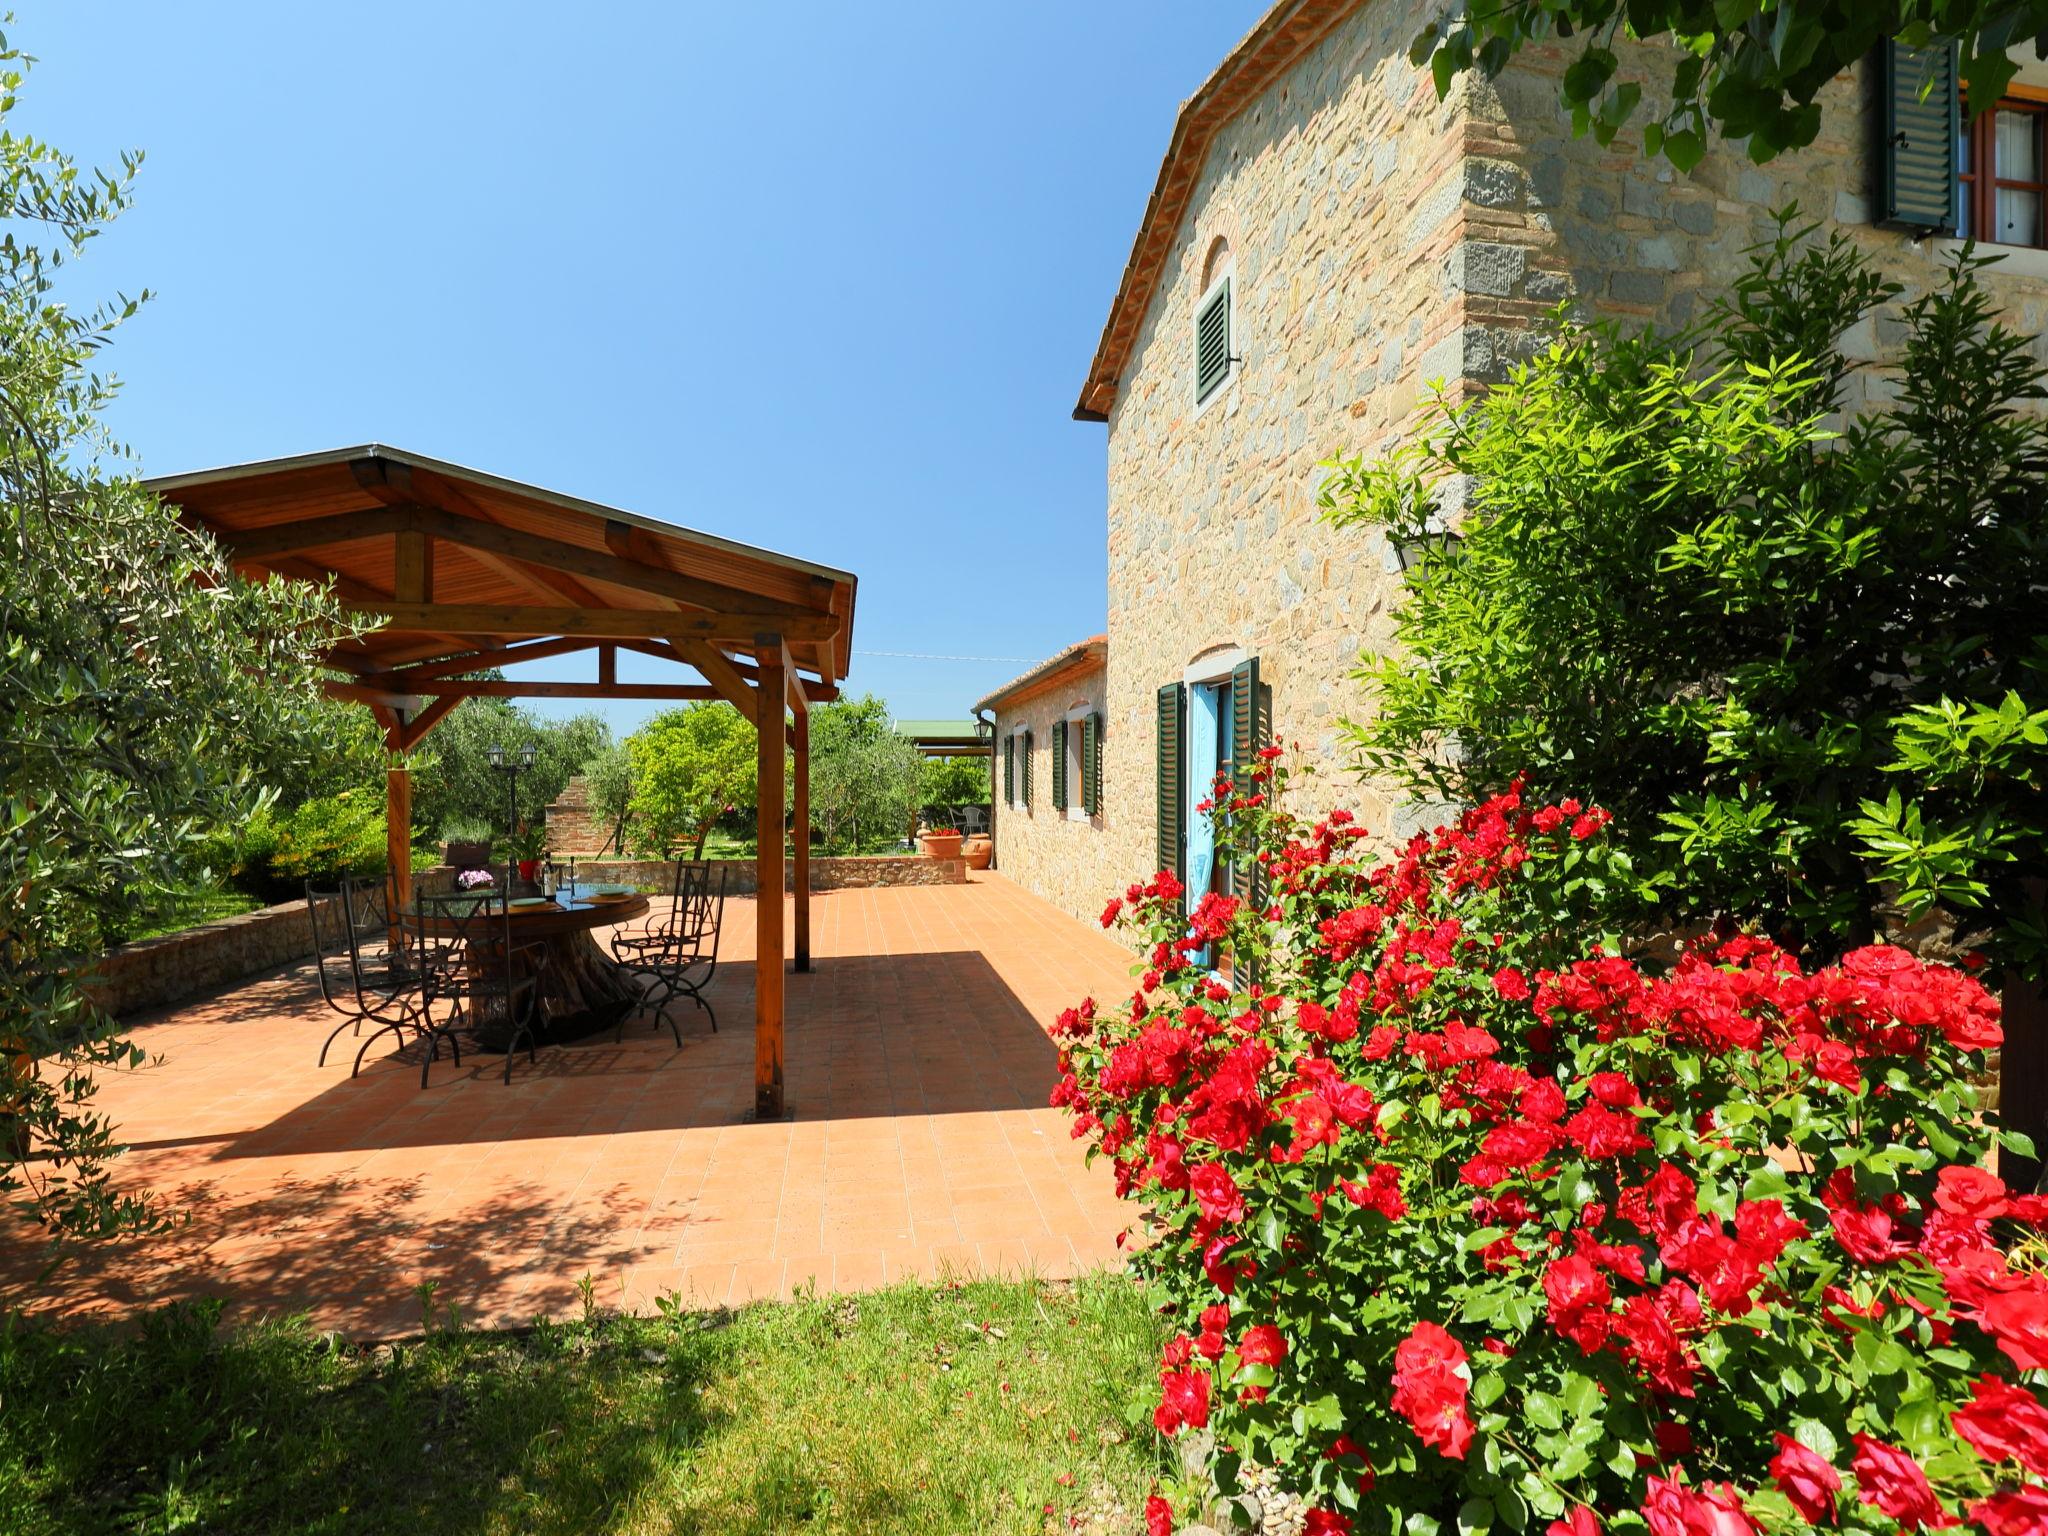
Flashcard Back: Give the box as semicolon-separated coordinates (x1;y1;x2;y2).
1052;720;1068;811
1022;731;1032;806
1879;41;1959;232
1082;712;1100;816
1195;279;1231;402
1156;682;1186;882
1228;656;1264;904
1002;734;1013;804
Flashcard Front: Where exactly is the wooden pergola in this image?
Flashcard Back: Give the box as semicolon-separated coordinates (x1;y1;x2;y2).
150;444;858;1119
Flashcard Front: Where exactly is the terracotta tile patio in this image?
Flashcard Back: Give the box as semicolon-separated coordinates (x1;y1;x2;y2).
0;876;1137;1337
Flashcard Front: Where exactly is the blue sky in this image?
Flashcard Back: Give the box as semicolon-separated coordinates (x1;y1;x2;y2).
29;2;1260;734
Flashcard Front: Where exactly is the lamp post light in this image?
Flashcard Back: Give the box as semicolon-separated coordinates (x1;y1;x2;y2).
488;741;539;838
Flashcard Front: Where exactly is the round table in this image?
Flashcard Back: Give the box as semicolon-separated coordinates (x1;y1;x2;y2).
415;890;652;1048
510;892;652;1042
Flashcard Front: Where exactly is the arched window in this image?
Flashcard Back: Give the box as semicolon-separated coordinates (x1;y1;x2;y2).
1194;238;1234;405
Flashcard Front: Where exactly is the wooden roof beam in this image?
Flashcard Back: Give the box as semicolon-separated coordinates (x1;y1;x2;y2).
352;603;839;643
366;636;602;686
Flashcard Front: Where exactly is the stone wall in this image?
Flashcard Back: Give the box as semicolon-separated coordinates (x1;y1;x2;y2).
990;662;1119;926
1101;0;1461;910
438;856;967;897
83;900;317;1018
1095;8;2048;909
1461;45;2048;401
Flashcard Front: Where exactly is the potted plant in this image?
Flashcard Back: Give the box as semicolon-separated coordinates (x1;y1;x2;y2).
441;817;494;871
499;823;549;883
961;834;992;870
917;824;963;860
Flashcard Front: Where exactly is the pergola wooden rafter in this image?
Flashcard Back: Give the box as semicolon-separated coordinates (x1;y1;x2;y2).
150;444;858;1119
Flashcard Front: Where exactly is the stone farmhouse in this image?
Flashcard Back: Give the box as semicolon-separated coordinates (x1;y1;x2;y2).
982;0;2048;926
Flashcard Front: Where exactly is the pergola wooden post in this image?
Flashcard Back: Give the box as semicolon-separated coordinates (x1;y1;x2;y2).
754;639;788;1118
793;710;812;974
151;445;855;1119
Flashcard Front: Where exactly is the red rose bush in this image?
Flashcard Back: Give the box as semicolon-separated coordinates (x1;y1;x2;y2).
1054;759;2045;1536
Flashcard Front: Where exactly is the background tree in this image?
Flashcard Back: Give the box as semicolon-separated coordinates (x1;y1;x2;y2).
807;695;925;853
407;693;610;839
626;704;757;857
920;754;991;811
1322;225;2048;979
1413;1;2048;170
0;40;349;1239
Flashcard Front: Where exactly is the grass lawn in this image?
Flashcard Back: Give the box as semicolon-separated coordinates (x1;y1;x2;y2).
127;888;261;943
0;1274;1169;1536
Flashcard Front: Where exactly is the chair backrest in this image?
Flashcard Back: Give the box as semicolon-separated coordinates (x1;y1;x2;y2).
660;858;726;958
344;877;387;938
410;891;514;995
304;881;356;1010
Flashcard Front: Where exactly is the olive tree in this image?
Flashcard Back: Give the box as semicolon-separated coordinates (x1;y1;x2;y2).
627;704;757;856
1414;0;2048;170
0;39;350;1240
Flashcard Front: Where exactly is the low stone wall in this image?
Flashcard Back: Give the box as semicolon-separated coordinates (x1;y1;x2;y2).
83;900;317;1019
80;855;969;1019
559;855;967;895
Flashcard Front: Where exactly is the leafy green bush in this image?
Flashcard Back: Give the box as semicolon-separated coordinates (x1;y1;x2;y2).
219;793;388;904
1060;759;2033;1535
1321;224;2048;981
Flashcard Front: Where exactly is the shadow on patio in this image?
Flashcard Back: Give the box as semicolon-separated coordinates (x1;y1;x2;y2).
0;881;1135;1336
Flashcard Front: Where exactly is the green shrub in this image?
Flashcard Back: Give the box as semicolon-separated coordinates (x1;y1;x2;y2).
222;792;387;903
1320;222;2048;981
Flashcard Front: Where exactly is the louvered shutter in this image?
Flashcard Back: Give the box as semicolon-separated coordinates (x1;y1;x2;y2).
1156;682;1186;883
1022;731;1032;806
1082;712;1100;816
1002;734;1014;805
1052;720;1068;811
1229;657;1264;904
1195;280;1231;401
1879;42;1959;232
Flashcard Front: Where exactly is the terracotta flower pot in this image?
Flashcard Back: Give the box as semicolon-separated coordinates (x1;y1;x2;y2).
917;832;963;860
961;835;993;870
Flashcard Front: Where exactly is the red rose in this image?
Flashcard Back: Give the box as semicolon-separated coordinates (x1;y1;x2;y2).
1642;1477;1757;1536
1850;1435;1954;1530
1587;1072;1640;1107
1984;1288;2048;1371
1189;1162;1246;1228
1493;966;1532;1001
1971;1488;2048;1536
1304;1513;1354;1536
1237;1324;1287;1368
1549;1509;1601;1536
1146;1493;1173;1536
1934;1164;2008;1221
1543;1255;1613;1353
1390;1320;1473;1460
1829;1205;1910;1265
1101;897;1124;928
1952;1373;2048;1475
1153;1368;1210;1436
1195;1303;1230;1361
1769;1433;1841;1524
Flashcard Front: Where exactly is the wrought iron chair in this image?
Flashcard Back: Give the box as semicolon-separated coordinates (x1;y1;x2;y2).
406;888;553;1086
307;878;425;1073
610;859;726;1046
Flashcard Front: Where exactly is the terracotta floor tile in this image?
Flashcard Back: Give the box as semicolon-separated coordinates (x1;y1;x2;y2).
3;878;1138;1337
